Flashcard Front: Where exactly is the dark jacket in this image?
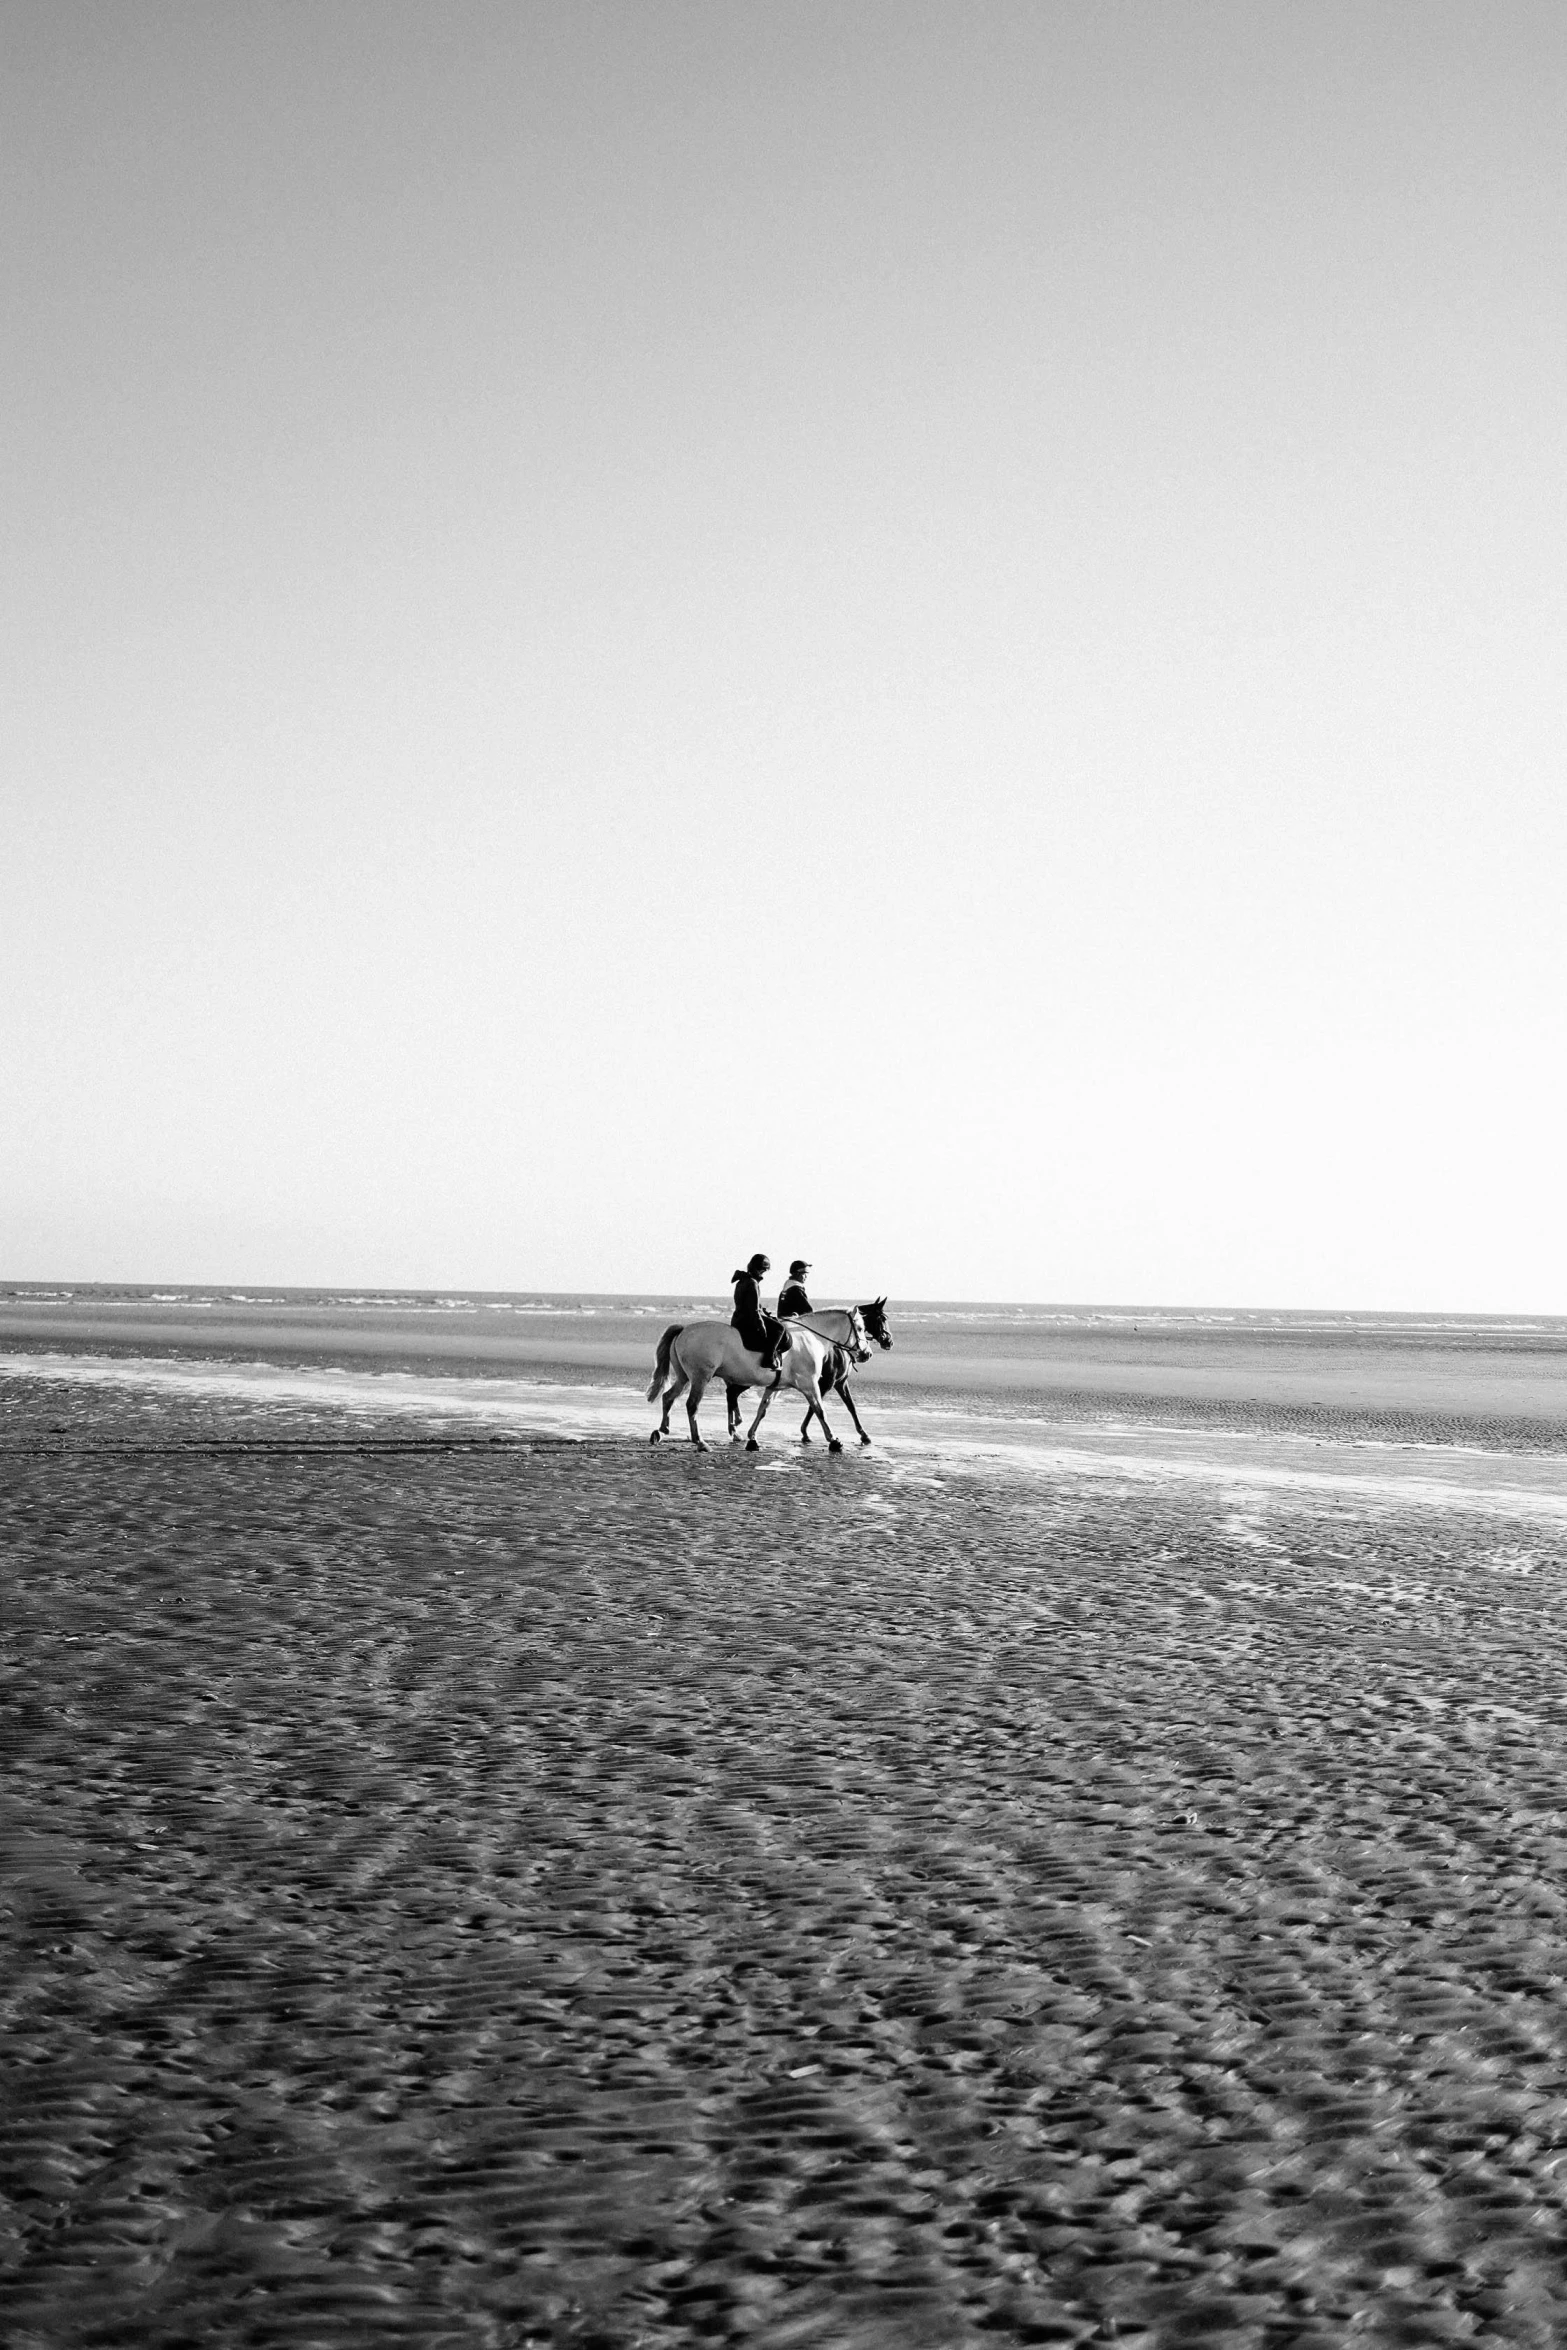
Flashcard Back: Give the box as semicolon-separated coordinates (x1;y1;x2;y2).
731;1271;770;1355
777;1279;813;1319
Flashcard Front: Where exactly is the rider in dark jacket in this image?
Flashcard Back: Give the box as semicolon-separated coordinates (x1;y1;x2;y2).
777;1261;813;1319
732;1254;784;1369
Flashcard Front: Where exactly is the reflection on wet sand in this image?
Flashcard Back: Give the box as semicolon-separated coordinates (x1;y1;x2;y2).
6;1365;1567;2345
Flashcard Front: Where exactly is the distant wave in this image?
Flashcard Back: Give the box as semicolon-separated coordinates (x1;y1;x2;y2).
5;1285;1564;1342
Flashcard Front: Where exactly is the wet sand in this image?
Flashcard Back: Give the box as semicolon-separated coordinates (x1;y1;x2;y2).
6;1370;1567;2345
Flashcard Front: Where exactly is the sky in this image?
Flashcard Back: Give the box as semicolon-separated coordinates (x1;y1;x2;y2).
4;1;1564;1308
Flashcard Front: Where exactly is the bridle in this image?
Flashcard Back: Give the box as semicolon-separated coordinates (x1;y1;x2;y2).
856;1301;893;1352
786;1306;873;1367
781;1302;890;1366
843;1308;874;1366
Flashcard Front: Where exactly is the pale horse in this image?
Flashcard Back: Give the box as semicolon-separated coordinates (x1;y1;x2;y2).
725;1297;893;1445
646;1311;874;1453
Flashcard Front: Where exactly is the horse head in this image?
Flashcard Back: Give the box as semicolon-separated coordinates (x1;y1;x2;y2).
846;1308;874;1365
860;1296;893;1350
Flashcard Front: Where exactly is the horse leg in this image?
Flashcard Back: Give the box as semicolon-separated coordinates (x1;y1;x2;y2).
837;1377;872;1447
651;1365;687;1443
803;1380;843;1455
803;1354;836;1443
685;1372;711;1450
726;1380;745;1440
744;1383;779;1451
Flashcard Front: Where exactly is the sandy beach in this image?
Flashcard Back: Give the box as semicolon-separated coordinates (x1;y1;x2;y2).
6;1328;1567;2348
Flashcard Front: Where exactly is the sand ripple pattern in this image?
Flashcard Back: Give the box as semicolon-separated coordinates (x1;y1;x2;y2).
5;1376;1567;2346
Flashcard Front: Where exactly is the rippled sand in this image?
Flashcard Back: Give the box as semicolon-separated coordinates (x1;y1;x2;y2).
6;1373;1567;2346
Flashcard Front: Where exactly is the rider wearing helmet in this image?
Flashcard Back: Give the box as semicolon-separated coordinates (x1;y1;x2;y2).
777;1260;813;1319
731;1253;784;1370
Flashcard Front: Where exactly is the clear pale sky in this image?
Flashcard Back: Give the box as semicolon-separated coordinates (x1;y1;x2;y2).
4;3;1564;1306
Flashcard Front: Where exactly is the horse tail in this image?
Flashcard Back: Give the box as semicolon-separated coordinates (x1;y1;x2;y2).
647;1324;683;1400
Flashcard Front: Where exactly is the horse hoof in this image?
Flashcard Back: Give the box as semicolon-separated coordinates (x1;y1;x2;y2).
829;1440;844;1455
745;1439;759;1452
692;1440;707;1453
649;1431;661;1445
859;1436;873;1447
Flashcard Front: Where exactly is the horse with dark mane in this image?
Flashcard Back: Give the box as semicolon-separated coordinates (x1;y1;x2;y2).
647;1310;875;1451
723;1297;892;1444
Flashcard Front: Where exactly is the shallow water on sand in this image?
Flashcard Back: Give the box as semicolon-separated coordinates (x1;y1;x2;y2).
6;1344;1567;1526
7;1322;1567;2344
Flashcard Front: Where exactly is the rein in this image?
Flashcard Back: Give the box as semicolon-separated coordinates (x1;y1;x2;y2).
784;1309;870;1365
